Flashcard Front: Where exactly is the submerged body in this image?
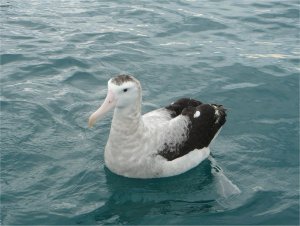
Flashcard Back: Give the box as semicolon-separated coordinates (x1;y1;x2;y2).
89;75;226;178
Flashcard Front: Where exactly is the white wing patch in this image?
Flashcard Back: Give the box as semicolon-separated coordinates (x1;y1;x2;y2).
193;111;201;118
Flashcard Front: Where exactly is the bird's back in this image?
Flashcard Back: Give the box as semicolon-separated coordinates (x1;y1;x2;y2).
144;98;227;161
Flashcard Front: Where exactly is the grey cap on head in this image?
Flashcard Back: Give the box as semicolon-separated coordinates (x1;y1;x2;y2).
111;74;136;85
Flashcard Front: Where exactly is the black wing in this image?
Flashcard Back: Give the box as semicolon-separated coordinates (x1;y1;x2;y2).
160;99;226;161
165;98;203;118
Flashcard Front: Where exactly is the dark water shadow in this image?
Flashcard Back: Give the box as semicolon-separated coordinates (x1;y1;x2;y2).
72;161;235;225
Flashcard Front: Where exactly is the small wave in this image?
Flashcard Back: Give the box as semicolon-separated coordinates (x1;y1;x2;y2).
49;56;90;69
159;42;190;46
222;82;263;90
64;71;100;90
253;118;296;125
157;17;227;37
0;53;34;65
240;53;293;59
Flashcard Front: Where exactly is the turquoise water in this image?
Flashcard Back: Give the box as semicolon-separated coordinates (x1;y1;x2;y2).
1;0;299;225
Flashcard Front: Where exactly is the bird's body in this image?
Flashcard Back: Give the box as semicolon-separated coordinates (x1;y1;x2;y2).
89;75;227;178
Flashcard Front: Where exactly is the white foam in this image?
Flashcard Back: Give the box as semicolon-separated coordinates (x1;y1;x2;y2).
208;156;241;198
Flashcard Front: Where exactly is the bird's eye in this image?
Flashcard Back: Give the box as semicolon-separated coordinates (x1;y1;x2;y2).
123;88;128;92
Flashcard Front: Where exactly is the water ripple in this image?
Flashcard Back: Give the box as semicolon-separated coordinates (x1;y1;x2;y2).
1;0;299;225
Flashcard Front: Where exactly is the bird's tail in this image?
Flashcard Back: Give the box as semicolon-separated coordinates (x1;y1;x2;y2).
211;104;227;127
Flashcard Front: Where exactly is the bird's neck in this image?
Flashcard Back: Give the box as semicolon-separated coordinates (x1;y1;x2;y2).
110;101;143;137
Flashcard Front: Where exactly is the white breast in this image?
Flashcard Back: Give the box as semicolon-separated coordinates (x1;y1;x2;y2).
104;108;192;178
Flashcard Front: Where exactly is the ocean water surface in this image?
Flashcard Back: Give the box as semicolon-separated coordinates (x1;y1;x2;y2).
1;0;299;225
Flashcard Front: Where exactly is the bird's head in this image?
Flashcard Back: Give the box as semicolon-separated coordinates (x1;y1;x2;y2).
88;75;141;128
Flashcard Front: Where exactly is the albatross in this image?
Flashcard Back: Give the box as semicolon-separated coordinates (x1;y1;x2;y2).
88;75;227;179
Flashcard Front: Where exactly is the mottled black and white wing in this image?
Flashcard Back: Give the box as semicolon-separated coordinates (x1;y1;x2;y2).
159;99;226;161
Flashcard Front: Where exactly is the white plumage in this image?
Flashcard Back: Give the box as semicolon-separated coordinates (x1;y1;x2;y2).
89;75;223;178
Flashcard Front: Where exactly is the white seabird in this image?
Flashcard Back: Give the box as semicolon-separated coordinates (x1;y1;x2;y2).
88;75;227;179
